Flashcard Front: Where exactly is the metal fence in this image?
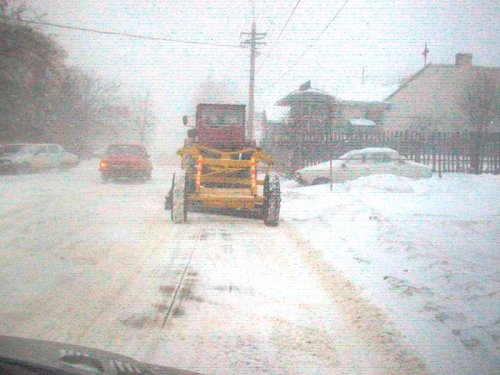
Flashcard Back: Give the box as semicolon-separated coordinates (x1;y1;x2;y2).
261;130;500;176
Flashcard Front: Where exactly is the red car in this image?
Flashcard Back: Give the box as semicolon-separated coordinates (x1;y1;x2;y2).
99;144;152;182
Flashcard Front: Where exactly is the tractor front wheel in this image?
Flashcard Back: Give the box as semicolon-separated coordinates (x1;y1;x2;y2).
263;172;280;226
171;171;187;223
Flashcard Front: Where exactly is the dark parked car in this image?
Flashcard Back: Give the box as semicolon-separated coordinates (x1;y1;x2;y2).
99;144;152;182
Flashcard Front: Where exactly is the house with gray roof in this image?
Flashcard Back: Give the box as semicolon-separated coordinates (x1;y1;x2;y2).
381;53;500;133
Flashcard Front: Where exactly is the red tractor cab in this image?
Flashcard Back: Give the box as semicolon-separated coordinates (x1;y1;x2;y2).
184;104;255;149
99;144;152;182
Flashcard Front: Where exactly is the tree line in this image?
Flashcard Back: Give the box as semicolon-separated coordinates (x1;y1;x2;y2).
0;1;155;155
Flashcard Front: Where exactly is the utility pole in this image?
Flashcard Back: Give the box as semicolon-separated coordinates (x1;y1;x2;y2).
241;2;266;142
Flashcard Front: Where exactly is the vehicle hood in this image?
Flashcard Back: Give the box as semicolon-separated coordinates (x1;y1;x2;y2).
405;160;432;169
102;155;147;163
0;335;199;375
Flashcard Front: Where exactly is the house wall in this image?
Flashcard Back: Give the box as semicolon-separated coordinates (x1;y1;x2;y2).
264;101;389;142
288;102;336;140
338;101;387;124
382;64;500;132
338;106;365;121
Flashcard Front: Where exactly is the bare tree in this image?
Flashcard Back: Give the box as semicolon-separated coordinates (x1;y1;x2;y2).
0;2;155;154
51;67;122;154
126;92;156;145
0;18;66;141
464;70;499;131
0;0;26;19
462;70;499;173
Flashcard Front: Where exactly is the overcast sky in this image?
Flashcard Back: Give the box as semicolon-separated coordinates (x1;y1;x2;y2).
23;0;500;151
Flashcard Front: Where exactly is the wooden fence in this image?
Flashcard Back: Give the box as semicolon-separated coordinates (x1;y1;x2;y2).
261;130;500;176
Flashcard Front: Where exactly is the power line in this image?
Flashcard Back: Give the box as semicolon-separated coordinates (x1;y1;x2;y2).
265;0;350;90
257;0;302;72
8;17;242;49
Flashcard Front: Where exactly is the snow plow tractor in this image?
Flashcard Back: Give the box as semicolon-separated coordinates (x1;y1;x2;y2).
165;103;280;226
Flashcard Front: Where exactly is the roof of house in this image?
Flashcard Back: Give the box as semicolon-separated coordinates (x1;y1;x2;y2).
0;143;59;147
340;100;390;108
385;62;500;101
276;83;396;110
276;87;336;106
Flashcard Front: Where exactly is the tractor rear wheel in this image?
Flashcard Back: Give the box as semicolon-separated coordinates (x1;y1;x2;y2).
263;172;280;226
171;170;187;223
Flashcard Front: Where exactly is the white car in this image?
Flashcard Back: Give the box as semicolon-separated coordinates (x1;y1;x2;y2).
295;147;432;185
0;143;79;174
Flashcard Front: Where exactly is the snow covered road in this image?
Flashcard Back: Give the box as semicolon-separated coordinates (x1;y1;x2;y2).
0;161;432;374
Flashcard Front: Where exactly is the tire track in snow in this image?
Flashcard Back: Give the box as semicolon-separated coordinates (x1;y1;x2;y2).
142;215;344;374
162;228;205;327
70;223;209;360
72;223;183;344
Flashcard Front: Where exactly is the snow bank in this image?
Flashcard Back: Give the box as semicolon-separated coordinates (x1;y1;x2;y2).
282;173;500;375
345;174;419;193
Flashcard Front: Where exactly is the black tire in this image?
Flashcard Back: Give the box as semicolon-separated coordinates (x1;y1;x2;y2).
165;174;174;211
171;170;187;223
312;177;330;185
16;163;32;174
59;163;70;171
263;172;280;226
